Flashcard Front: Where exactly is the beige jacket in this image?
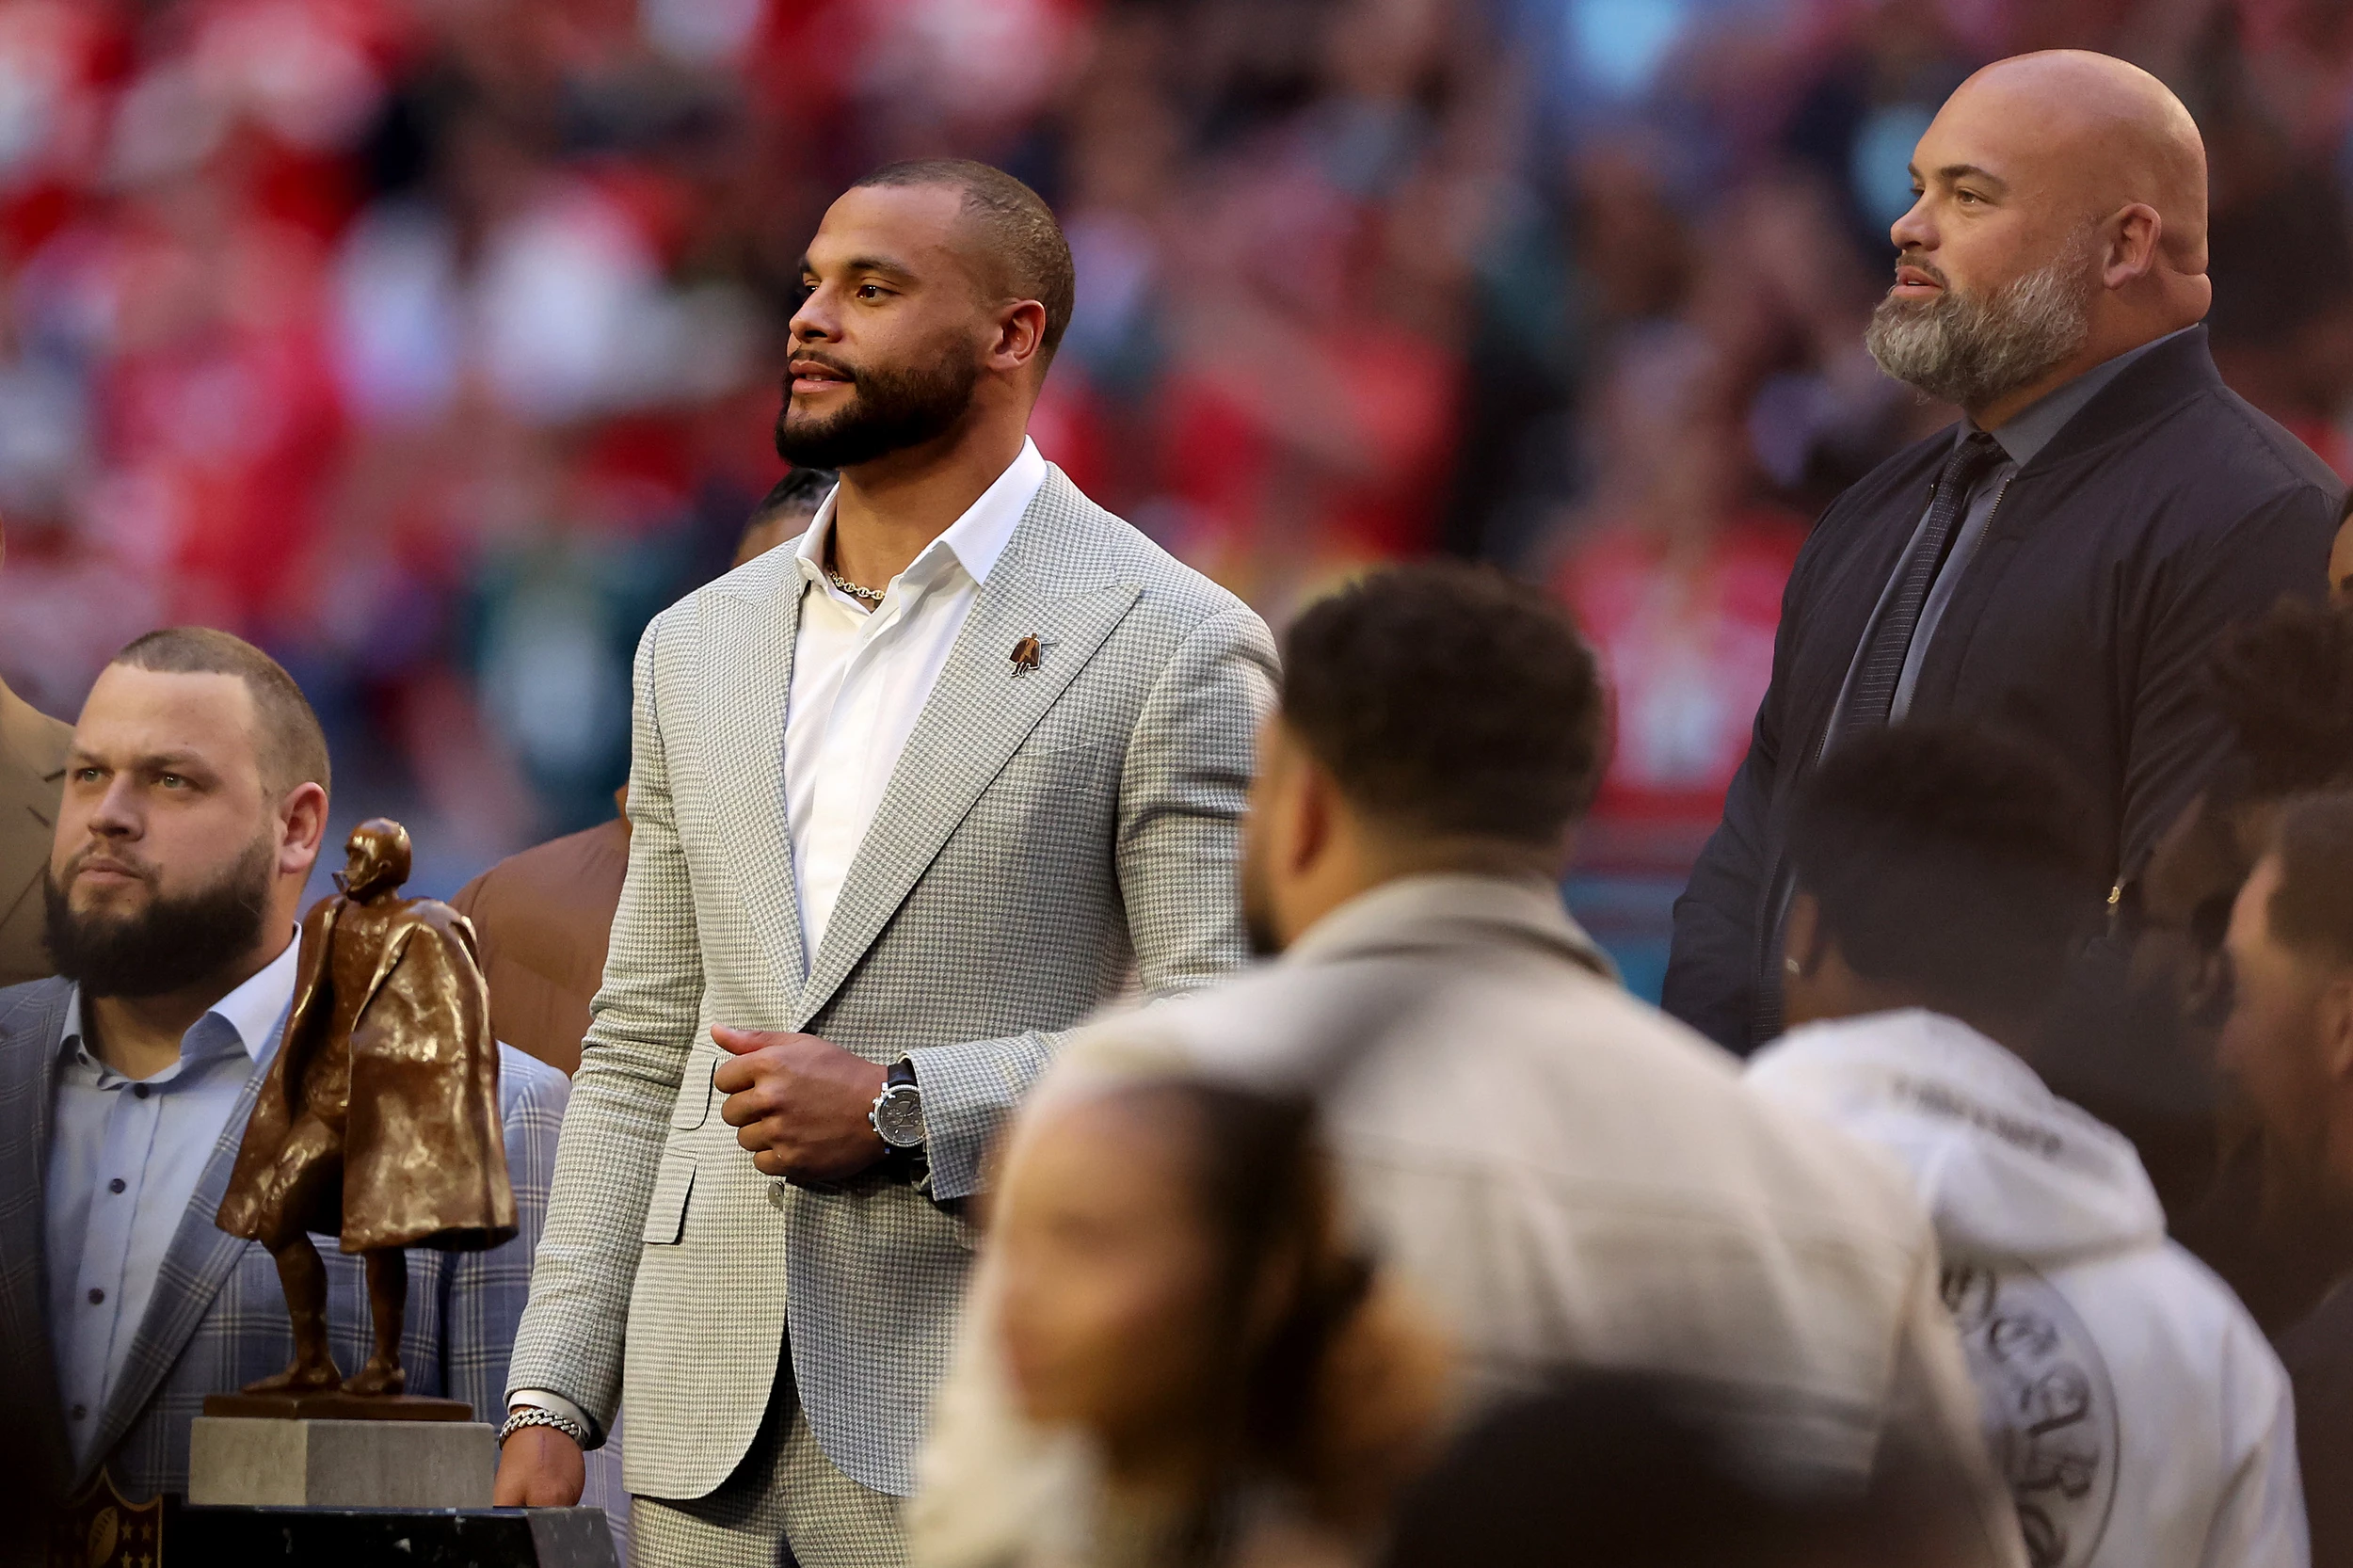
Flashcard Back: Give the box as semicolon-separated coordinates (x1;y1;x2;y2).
911;875;2025;1568
0;680;70;988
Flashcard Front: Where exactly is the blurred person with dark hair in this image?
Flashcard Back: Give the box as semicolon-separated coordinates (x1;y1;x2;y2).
2045;600;2353;1306
0;629;569;1555
2221;793;2353;1568
980;1078;1449;1568
2048;600;2353;1568
452;468;840;1078
1382;1371;1993;1568
733;468;840;570
495;161;1275;1568
0;519;72;987
1751;724;2306;1568
913;563;2025;1568
1666;49;2344;1053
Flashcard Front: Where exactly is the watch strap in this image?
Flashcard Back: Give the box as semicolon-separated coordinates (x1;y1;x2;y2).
871;1058;927;1158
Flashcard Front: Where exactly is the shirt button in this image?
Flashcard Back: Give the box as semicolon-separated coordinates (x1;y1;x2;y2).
88;1288;104;1305
133;1083;151;1100
108;1177;126;1194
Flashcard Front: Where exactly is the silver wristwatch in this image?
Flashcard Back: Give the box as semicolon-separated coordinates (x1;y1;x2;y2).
869;1059;926;1150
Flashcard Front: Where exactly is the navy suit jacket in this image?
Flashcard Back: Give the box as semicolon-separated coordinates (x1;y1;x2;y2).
1664;327;2345;1051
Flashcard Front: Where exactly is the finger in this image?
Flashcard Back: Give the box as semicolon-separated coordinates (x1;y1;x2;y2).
721;1093;768;1129
712;1024;776;1056
738;1120;778;1155
753;1148;790;1179
712;1057;757;1096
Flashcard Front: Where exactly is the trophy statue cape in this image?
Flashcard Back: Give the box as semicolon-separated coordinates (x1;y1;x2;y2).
217;853;515;1255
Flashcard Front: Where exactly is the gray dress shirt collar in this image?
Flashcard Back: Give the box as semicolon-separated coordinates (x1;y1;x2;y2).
1975;324;2194;467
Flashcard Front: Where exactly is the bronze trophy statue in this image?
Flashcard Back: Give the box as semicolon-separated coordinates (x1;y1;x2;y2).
214;818;515;1416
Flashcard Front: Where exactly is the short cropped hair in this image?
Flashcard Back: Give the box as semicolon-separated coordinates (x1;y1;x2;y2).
111;627;331;799
2264;792;2353;970
758;466;838;520
2206;598;2353;802
1790;725;2103;1020
852;159;1075;359
1279;564;1607;848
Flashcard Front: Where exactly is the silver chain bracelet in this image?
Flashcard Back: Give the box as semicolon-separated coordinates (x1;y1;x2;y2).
497;1406;589;1448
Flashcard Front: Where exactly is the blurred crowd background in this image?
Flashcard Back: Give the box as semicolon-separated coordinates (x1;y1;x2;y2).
2;0;2350;993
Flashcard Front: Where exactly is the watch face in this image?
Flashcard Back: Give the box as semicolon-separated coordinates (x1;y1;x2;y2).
874;1084;925;1148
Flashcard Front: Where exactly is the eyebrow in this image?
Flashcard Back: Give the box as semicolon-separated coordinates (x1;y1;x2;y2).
799;252;920;283
68;747;216;775
1912;162;2010;198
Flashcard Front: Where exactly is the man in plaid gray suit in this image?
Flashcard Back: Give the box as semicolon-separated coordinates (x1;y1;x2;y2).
0;629;574;1563
493;162;1275;1567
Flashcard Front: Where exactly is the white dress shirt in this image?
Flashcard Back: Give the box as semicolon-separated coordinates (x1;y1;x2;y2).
784;437;1047;955
46;934;301;1461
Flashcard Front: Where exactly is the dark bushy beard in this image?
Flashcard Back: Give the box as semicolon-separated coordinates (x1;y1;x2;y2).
775;346;984;470
45;835;275;999
1865;229;2101;410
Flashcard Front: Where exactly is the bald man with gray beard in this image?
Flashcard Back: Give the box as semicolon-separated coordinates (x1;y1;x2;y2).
1666;49;2345;1054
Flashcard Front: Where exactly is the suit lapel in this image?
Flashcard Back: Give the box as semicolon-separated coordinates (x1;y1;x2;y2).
794;490;1140;1027
702;565;810;1000
0;984;72;1486
82;1050;274;1473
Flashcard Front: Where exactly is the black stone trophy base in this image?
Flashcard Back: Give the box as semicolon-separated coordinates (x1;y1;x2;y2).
163;1499;617;1567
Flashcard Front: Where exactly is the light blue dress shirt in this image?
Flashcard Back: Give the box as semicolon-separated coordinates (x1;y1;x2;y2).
45;935;300;1463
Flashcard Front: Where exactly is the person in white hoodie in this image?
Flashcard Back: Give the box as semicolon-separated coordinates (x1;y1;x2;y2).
1748;723;2307;1568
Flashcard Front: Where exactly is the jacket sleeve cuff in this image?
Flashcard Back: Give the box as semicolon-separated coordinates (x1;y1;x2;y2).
905;1031;1058;1203
505;1386;606;1449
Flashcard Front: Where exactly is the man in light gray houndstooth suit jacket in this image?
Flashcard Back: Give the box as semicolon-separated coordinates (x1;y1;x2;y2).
494;160;1277;1568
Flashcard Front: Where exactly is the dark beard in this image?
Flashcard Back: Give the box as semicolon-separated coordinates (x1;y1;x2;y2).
45;836;275;999
775;348;984;470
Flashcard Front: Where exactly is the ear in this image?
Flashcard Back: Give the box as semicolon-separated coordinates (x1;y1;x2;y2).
988;299;1049;376
1779;891;1844;1029
1289;754;1337;877
2320;973;2353;1083
278;781;329;881
2103;202;2163;288
1785;891;1829;979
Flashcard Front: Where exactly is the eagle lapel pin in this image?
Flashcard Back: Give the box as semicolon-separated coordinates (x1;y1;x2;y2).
1010;634;1043;677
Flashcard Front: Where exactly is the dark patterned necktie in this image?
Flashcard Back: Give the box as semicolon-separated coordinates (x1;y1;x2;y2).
1754;430;2004;1045
1831;429;2004;742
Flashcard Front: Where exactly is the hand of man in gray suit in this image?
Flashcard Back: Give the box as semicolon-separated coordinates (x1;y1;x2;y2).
711;1024;888;1181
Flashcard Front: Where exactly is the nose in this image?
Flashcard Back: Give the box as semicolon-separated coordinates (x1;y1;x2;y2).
87;773;143;840
788;282;838;346
1890;191;1934;258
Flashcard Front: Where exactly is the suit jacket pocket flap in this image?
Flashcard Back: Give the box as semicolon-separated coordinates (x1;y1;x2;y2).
641;1154;696;1245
